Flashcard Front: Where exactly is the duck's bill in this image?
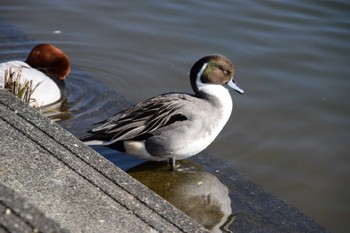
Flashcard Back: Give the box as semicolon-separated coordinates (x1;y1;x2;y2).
227;80;244;94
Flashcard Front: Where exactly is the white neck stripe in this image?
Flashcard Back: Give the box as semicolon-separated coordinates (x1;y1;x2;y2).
196;62;208;89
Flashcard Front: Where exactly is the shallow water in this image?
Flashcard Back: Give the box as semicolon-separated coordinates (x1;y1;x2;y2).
1;1;349;232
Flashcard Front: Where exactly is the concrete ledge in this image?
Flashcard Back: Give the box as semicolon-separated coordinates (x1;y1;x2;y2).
0;184;68;233
0;89;207;233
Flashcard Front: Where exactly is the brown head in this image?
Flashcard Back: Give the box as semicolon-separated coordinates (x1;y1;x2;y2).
190;54;244;95
25;43;70;80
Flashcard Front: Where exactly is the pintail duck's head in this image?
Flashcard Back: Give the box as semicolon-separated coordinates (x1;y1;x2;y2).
190;54;244;95
25;43;70;81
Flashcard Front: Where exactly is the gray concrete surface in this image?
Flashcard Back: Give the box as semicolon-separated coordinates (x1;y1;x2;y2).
0;183;68;233
0;89;207;233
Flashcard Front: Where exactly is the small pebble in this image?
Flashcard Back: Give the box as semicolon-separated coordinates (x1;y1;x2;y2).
5;208;11;215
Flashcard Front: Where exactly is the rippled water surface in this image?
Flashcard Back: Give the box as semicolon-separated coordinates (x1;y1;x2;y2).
1;1;349;232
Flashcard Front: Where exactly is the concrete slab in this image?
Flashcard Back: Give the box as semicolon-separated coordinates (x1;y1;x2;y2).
0;183;68;233
0;89;207;233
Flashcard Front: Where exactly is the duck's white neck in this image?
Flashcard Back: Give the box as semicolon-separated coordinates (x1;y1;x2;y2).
199;84;233;117
196;63;233;122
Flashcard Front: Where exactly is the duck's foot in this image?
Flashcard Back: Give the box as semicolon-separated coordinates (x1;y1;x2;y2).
168;159;197;172
169;158;177;171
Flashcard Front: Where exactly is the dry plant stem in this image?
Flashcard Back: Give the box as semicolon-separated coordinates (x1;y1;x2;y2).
3;68;42;108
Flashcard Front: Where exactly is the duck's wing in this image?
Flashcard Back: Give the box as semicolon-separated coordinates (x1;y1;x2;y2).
83;93;191;143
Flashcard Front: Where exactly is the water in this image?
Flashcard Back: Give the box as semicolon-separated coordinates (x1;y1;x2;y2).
1;1;349;232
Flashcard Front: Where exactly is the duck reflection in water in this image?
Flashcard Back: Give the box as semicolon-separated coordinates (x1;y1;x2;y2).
128;160;233;233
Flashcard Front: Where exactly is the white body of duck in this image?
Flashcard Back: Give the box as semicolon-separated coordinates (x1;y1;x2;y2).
0;44;70;107
0;61;61;106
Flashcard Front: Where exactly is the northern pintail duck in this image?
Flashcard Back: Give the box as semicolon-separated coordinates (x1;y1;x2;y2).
0;44;70;107
81;54;244;170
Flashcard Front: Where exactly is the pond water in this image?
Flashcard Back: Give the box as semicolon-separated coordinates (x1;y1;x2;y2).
1;1;349;232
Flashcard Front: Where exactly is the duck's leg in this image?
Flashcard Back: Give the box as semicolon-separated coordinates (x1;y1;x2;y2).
169;158;176;171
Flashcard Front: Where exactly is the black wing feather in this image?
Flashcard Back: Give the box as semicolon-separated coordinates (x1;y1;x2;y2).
83;94;189;143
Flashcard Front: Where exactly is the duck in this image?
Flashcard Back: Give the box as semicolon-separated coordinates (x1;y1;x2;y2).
81;54;244;170
0;43;70;107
